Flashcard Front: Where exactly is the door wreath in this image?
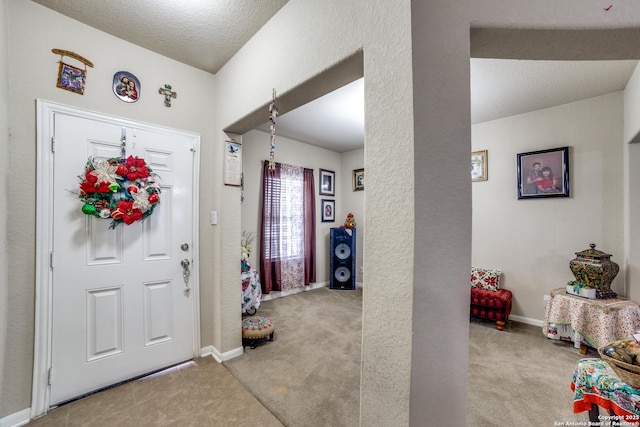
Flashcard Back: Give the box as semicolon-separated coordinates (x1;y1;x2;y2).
78;155;160;228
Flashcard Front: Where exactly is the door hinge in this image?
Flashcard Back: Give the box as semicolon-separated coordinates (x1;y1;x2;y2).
50;252;55;269
48;367;53;385
51;136;55;153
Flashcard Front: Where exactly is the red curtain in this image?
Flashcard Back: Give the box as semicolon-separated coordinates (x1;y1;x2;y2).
259;160;316;294
303;167;316;284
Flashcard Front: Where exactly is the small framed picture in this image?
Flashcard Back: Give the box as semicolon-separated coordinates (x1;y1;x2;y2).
517;146;570;199
353;168;364;191
224;140;242;186
319;169;335;196
471;150;488;182
321;199;335;222
56;62;87;95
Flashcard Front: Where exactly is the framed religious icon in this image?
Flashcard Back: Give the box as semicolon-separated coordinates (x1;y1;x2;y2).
517;146;570;199
319;169;335;196
56;62;87;95
471;150;488;182
321;199;335;222
113;71;141;103
353;168;364;191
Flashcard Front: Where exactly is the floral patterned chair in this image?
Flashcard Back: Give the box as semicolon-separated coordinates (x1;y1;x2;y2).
470;267;512;331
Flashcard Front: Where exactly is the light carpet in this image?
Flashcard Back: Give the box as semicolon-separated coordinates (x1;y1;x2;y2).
224;286;598;427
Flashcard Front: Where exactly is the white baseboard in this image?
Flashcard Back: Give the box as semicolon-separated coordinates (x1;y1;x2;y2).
202;344;244;362
509;314;543;328
262;281;329;301
0;408;30;427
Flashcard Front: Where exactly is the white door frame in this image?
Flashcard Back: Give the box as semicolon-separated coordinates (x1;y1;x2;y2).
31;99;201;417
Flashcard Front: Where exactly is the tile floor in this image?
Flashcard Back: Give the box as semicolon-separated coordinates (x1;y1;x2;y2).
26;356;283;427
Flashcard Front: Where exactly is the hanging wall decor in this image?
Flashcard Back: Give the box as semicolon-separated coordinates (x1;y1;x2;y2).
113;71;140;103
158;84;177;107
224;139;242;186
52;49;94;95
77;128;160;228
268;89;278;170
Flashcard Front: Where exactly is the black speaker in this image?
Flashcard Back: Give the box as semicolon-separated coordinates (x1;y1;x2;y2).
330;227;356;290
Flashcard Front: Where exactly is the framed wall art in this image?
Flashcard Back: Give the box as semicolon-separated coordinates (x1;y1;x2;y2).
516;146;570;199
321;199;335;222
56;62;87;95
52;48;93;95
353;168;364;191
319;169;335;196
471;150;488;182
113;71;140;103
224;139;242;186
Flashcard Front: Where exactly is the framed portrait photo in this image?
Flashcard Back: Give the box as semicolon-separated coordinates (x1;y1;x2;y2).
517;146;570;199
319;169;335;196
471;150;488;182
353;168;364;191
321;199;335;222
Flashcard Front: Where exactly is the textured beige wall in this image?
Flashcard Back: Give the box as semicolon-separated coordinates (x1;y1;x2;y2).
472;93;624;321
0;0;8;410
340;148;365;282
2;0;216;417
215;1;416;424
410;1;640;425
624;65;640;303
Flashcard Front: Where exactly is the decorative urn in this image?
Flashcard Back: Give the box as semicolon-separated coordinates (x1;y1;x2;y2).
569;243;619;299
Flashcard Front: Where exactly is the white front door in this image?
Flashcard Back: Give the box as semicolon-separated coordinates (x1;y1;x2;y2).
47;109;199;406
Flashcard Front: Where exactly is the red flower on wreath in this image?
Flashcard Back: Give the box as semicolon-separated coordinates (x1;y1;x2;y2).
116;200;143;225
80;171;111;194
118;155;149;181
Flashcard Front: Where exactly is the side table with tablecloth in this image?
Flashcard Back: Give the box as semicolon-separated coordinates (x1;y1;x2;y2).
242;267;262;314
544;288;640;353
572;358;640;425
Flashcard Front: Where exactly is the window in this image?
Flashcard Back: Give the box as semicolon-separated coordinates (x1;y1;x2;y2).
260;161;316;293
263;164;304;260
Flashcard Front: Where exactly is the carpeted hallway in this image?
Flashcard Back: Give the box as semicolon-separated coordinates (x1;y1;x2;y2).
27;286;600;426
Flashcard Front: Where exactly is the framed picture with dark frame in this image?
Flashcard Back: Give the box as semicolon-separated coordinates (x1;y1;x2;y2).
471;150;488;182
517;146;570;199
353;168;364;191
321;199;335;222
319;168;335;196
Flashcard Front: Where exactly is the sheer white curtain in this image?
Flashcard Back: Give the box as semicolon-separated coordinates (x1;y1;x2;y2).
276;164;305;291
260;161;316;293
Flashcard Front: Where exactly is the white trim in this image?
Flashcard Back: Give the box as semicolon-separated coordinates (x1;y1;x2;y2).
261;281;329;301
206;345;244;362
0;408;30;427
32;99;201;417
509;314;543;328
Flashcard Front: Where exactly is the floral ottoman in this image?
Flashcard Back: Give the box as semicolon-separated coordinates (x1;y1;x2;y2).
242;316;275;349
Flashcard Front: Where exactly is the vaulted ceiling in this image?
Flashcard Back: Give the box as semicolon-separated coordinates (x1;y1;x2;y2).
32;1;639;152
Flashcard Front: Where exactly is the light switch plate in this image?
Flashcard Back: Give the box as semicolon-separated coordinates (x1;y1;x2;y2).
210;211;217;225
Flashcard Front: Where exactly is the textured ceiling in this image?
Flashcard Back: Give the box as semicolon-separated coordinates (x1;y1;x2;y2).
32;0;288;74
471;59;638;125
30;1;640;152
